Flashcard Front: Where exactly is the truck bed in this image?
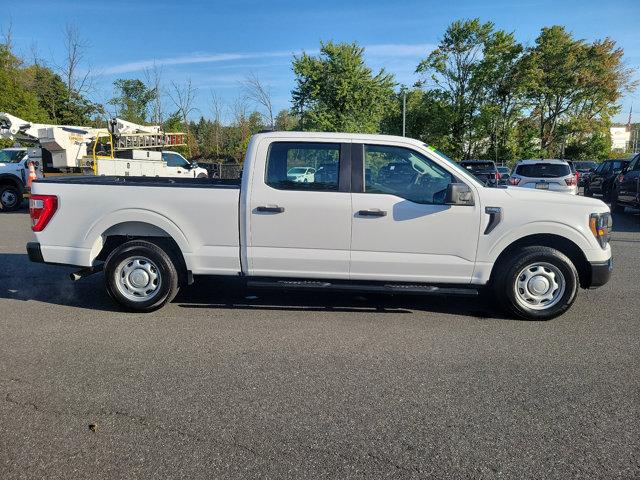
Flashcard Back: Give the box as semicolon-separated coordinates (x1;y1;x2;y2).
30;175;242;275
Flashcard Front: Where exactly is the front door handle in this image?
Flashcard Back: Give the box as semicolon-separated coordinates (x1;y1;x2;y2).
256;205;285;213
357;209;387;217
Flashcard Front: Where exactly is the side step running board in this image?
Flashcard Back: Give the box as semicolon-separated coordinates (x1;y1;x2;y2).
246;279;478;296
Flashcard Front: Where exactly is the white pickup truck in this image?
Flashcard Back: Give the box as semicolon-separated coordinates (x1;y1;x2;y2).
27;132;613;320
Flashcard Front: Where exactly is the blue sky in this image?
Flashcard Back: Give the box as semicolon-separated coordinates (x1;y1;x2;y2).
4;0;639;124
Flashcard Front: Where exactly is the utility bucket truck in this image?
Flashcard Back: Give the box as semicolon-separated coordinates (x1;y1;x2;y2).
0;113;207;210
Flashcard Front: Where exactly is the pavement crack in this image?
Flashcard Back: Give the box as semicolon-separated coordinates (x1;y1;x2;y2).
5;392;39;411
366;451;421;474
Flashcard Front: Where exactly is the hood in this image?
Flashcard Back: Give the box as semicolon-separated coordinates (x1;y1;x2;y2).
503;186;608;209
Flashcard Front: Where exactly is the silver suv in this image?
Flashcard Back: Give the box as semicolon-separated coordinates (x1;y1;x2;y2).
508;159;578;195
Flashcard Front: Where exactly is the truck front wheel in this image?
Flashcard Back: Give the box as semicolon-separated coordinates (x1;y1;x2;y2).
493;246;579;320
104;240;179;312
0;185;21;211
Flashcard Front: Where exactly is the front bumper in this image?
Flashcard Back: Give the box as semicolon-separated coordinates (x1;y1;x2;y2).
26;242;44;263
588;258;613;288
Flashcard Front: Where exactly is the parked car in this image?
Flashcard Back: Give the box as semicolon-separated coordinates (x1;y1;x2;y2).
611;153;640;213
583;159;629;200
508;159;578;194
497;166;511;185
27;132;612;320
573;161;599;187
459;160;500;187
287;166;316;183
0;147;28;211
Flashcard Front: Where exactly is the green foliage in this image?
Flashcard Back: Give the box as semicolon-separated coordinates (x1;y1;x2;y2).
524;26;634;158
109;79;156;124
274;109;298;131
411;20;635;162
292;42;396;133
0;45;49;123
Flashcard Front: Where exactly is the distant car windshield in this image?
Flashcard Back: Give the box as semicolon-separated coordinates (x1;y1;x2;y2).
0;149;25;163
461;162;495;173
574;161;598;171
426;146;486;184
288;167;308;174
515;163;571;178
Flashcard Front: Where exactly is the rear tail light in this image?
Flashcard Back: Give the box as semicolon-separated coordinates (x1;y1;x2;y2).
617;174;624;183
508;177;520;186
496;172;502;180
29;194;58;232
565;175;577;186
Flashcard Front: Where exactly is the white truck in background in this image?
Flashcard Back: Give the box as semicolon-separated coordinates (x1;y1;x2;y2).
0;113;208;210
27;132;613;320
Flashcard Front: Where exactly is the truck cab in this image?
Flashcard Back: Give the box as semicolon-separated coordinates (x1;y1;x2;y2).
161;151;208;178
0;147;28;210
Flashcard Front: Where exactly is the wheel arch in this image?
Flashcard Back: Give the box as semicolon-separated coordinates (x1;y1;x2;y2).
86;215;191;285
0;174;24;191
489;233;591;289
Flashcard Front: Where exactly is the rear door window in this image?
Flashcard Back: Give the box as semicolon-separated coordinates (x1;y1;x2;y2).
265;142;340;191
515;163;571;178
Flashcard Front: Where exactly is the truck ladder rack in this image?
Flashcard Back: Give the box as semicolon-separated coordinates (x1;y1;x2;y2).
113;132;187;150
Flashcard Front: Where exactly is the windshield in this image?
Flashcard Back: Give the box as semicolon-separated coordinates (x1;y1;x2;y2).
515;163;571;178
425;145;486;184
0;149;25;163
288;167;308;174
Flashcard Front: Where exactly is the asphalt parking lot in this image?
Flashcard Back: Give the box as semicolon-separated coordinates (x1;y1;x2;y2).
1;209;639;479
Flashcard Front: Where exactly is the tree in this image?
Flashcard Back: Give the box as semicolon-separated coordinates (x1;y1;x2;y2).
109;79;156;124
243;73;274;128
168;79;198;155
524;26;636;157
209;90;224;157
0;44;49;124
292;41;396;133
475;30;528;163
416;19;497;159
144;63;164;125
274;109;298;131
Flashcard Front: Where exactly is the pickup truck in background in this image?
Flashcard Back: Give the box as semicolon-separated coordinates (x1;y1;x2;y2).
0;147;28;211
27;132;613;320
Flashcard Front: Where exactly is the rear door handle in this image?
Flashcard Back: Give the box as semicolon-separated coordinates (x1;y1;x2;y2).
357;209;387;217
256;205;285;213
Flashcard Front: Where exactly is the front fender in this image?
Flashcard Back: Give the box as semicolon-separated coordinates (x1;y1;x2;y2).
483;220;596;264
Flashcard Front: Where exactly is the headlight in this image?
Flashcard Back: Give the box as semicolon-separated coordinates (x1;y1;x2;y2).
589;212;612;248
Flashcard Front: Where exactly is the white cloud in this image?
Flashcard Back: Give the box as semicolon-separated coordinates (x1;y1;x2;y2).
102;50;295;75
101;43;434;75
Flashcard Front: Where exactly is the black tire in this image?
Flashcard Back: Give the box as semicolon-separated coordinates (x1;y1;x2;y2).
0;185;22;211
583;186;592;197
610;191;625;213
197;173;208;178
602;185;612;202
493;246;579;321
104;240;180;312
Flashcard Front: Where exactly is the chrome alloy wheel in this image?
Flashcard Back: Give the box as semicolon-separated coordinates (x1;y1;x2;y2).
514;262;565;311
114;256;162;302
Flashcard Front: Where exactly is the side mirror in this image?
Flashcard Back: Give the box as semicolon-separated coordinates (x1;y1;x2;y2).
445;183;474;206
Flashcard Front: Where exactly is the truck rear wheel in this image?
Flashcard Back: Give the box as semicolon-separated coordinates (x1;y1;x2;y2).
104;240;179;312
0;185;21;211
493;246;579;320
